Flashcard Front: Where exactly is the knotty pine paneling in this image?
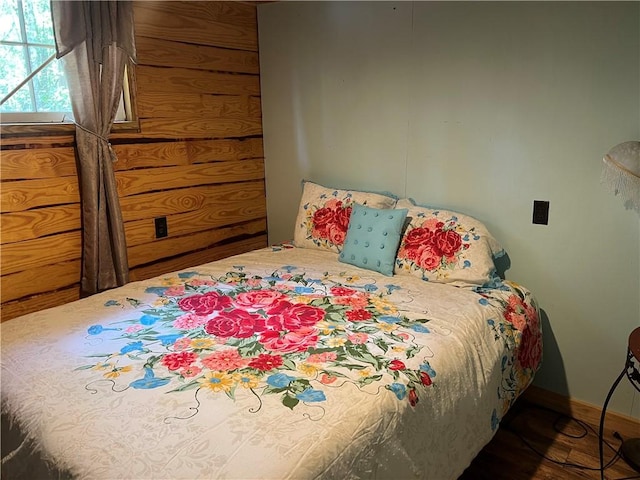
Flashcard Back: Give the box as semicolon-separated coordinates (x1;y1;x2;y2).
0;135;75;147
133;1;257;51
119;181;265;222
1;205;80;244
127;117;263;139
1;176;80;212
0;1;267;321
137;93;260;120
2;231;82;276
112;138;264;169
1;287;79;322
0;147;77;180
128;219;266;267
115;159;265;197
185;138;263;162
1;260;81;304
135;66;260;96
135;36;259;74
113;141;189;169
124;184;266;244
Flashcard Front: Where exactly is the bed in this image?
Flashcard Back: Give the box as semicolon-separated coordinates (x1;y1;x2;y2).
1;182;542;480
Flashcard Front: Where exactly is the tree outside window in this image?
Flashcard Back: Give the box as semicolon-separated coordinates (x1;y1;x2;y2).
1;0;135;129
1;0;73;122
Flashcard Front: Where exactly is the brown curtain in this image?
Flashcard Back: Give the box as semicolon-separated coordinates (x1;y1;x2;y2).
51;0;136;295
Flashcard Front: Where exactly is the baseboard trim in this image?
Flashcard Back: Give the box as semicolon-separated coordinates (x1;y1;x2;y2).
522;385;640;439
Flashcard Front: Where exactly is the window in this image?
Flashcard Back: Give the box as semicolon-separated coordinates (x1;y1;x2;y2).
0;0;136;132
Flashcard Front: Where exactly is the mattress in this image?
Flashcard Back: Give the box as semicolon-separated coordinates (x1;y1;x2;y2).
1;245;541;479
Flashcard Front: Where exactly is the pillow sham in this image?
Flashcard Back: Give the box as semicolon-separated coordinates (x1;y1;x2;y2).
293;181;398;253
339;203;409;276
394;198;504;286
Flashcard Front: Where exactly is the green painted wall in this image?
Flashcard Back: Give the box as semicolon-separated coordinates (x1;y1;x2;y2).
258;1;639;416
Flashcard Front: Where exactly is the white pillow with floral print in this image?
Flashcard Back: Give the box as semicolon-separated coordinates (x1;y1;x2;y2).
293;181;398;253
394;198;504;286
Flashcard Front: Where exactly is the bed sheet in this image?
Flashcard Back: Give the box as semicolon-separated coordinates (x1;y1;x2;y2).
1;246;541;479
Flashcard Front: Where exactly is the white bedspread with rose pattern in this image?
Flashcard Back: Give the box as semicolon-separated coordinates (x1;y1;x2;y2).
1;246;541;480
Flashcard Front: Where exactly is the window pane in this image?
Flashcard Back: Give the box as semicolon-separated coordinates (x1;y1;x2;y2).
23;0;55;45
0;0;21;43
1;0;134;127
0;43;32;112
29;46;72;113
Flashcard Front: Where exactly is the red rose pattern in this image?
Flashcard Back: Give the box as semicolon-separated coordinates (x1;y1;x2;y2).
404;226;436;248
162;351;198;371
310;200;352;246
195;296;327;356
330;286;358;296
178;291;232;315
345;308;372;322
266;301;326;330
501;294;542;370
205;309;263;338
84;265;541;414
259;327;319;353
434;229;463;258
413;244;442;271
398;219;468;272
518;325;542;370
248;353;284;371
234;290;287;310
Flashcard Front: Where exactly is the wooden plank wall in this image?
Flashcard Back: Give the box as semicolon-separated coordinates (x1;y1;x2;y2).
0;1;267;321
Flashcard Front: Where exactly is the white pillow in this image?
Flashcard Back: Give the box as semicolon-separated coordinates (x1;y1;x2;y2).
394;198;504;286
293;181;398;253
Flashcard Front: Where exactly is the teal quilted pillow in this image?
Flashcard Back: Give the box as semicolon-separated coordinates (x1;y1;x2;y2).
339;203;409;276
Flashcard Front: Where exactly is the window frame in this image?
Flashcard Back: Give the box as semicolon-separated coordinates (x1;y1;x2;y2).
1;0;139;138
1;62;139;138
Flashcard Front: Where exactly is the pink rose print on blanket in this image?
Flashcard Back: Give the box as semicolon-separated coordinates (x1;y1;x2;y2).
503;295;541;370
234;290;287;310
205;309;264;338
173;313;209;330
83;265;538;422
266;301;326;330
259;327;319;353
88;264;537;416
202;349;247;371
178;291;232;315
162;351;198;371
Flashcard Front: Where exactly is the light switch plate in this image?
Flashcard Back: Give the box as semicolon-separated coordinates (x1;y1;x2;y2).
532;200;549;225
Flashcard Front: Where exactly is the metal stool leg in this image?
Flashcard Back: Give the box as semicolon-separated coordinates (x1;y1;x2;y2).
599;368;627;480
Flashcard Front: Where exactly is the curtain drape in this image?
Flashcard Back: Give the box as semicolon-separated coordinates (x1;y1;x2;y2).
51;0;136;295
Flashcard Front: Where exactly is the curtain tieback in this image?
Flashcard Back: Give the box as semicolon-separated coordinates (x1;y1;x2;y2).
75;122;118;163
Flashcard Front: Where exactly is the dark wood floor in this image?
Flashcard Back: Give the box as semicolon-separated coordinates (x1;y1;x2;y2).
459;399;640;480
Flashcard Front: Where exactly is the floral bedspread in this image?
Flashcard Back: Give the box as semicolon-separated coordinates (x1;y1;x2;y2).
1;246;541;480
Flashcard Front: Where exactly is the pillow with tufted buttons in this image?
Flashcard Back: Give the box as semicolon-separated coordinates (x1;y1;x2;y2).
339;203;409;276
